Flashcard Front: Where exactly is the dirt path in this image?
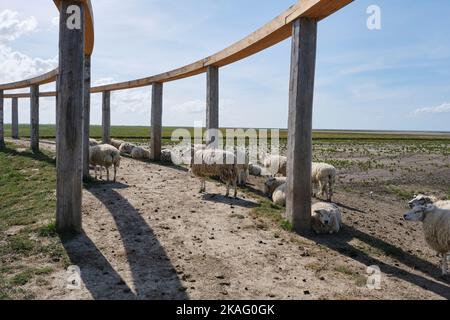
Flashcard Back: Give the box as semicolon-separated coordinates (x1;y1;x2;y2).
8;139;450;299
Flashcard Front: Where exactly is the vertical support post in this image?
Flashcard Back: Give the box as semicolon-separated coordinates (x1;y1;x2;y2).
12;97;19;139
0;90;4;149
206;66;219;147
285;17;317;234
102;91;111;144
30;84;40;152
82;55;91;180
150;82;163;161
56;0;85;234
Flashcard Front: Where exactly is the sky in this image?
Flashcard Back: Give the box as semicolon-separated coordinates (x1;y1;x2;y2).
1;0;450;131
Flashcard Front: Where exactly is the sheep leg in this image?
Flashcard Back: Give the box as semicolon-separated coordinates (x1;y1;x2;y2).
94;166;97;180
225;181;230;198
106;167;110;182
113;165;117;182
328;179;333;202
233;178;238;198
99;166;103;180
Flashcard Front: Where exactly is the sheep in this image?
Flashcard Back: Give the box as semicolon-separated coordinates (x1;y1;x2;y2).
408;194;450;210
110;139;125;149
234;147;249;186
404;204;450;276
248;163;262;177
311;162;336;202
118;142;136;156
191;149;239;198
89;138;99;147
260;154;287;176
161;149;173;164
131;146;151;160
264;177;287;197
272;183;286;206
311;202;342;235
89;144;121;182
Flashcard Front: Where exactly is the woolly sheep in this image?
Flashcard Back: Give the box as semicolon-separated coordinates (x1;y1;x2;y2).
89;144;121;182
131;146;151;160
110;139;125;149
404;204;450;275
191;149;239;198
264;177;287;197
89;138;99;147
161;149;173;163
272;183;286;206
312;162;336;202
118;142;136;156
234;147;249;186
311;202;342;235
260;154;287;176
248;163;262;177
408;194;450;210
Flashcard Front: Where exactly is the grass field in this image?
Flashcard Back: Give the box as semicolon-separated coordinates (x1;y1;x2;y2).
4;124;450;142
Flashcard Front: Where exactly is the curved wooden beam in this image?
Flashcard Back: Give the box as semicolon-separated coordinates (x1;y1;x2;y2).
0;0;94;91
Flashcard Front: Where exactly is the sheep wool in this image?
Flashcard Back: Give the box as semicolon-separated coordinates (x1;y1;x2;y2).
311;162;336;202
311;202;342;234
131;146;151;160
89;144;121;182
119;142;136;155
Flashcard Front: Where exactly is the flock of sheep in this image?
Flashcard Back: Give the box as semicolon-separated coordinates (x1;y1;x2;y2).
87;139;450;276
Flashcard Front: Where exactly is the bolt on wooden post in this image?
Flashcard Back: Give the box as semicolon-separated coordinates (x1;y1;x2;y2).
56;0;85;233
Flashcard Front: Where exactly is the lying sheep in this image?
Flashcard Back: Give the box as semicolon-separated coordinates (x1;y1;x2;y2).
89;144;121;182
131;146;151;160
264;177;287;197
248;163;262;177
110;139;125;149
89;138;100;147
272;183;286;206
404;204;450;276
260;154;287;176
191;149;239;198
409;194;450;210
312;162;336;202
161;149;173;164
118;142;136;156
311;202;342;234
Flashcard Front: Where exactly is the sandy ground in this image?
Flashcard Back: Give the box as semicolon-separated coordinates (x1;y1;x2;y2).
8;139;450;300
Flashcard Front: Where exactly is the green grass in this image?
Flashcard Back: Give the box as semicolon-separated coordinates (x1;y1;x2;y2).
0;142;68;299
4;124;450;142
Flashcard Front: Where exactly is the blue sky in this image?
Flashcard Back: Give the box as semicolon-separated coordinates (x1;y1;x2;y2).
1;0;450;131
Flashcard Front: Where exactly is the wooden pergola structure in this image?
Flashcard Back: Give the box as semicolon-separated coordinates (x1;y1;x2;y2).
0;0;353;234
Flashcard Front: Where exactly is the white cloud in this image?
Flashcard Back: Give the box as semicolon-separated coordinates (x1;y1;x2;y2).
171;99;205;115
0;9;37;43
413;103;450;116
51;16;59;27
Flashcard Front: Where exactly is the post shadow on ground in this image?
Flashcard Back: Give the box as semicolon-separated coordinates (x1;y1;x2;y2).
0;145;56;166
86;186;189;300
201;193;259;208
305;224;450;299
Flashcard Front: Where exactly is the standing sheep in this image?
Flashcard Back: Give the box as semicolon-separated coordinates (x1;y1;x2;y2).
191;149;239;198
311;202;342;234
404;204;450;276
89;144;121;182
312;162;336;202
409;194;450;210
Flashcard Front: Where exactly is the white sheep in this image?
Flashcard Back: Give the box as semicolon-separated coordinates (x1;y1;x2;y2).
260;154;287;176
409;194;450;210
131;146;151;160
234;147;249;186
272;183;286;206
118;142;136;156
404;204;450;276
264;177;287;197
161;149;173;163
311;202;342;234
312;162;336;202
89;144;121;182
89;138;99;147
191;149;239;198
110;139;125;149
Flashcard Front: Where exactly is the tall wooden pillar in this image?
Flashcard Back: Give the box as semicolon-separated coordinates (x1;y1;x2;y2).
285;18;318;234
206;66;219;147
30;84;40;152
56;0;85;234
11;97;19;139
82;55;91;179
0;90;4;149
102;91;111;144
150;82;163;161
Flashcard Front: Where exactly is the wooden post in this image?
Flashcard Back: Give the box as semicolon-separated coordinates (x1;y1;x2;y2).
56;0;85;234
150;82;163;161
285;18;317;234
30;84;40;152
0;90;4;149
102;91;111;144
206;66;219;147
82;55;91;180
11;97;19;139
